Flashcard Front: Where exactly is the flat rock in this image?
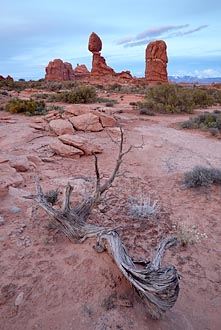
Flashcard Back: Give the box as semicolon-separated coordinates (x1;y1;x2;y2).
50;138;83;158
69;113;103;132
58;134;103;155
29;123;46;131
49;119;74;136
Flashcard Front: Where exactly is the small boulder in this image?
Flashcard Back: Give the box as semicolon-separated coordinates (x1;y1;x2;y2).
50;138;83;158
58;134;103;155
0;163;23;198
9;156;30;172
70;113;103;132
49;119;74;136
98;113;117;128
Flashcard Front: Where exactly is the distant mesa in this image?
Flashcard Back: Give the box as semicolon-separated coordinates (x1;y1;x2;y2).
45;32;168;83
145;40;168;83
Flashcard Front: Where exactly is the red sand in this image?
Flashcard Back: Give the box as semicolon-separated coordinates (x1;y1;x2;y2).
0;93;221;330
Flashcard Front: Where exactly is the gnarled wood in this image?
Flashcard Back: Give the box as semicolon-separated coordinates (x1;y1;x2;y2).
24;128;179;318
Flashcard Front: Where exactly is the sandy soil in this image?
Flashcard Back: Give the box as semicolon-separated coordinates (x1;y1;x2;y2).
0;93;221;330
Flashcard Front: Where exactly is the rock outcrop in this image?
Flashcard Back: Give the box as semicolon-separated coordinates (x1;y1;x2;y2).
0;75;14;81
145;40;168;83
45;59;75;81
73;64;90;79
88;32;115;77
45;59;90;81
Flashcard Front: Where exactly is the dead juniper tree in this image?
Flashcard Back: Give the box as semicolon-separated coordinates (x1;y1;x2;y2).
24;128;179;319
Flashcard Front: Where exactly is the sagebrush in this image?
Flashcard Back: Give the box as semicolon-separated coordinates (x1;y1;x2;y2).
183;166;221;187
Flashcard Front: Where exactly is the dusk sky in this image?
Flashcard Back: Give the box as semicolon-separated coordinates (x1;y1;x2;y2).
1;0;221;80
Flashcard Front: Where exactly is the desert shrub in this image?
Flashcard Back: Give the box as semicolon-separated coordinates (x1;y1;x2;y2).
0;80;28;92
94;84;105;90
175;224;207;246
139;108;155;116
180;119;196;129
129;101;138;107
47;104;64;113
107;83;122;92
97;97;118;105
32;93;50;100
128;196;159;219
4;98;46;115
56;85;97;103
181;111;221;133
183;166;221;188
139;84;221;114
208;127;219;136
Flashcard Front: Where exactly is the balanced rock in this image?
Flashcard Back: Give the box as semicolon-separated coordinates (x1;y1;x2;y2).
88;32;115;76
58;134;103;155
88;32;102;53
49;119;75;135
45;59;75;81
145;40;168;83
69;113;103;132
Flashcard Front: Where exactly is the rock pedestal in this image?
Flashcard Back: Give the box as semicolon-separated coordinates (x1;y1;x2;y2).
145;40;168;83
88;32;115;77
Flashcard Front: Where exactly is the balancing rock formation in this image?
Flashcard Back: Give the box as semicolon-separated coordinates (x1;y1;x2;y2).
88;32;115;77
145;40;168;83
45;33;168;83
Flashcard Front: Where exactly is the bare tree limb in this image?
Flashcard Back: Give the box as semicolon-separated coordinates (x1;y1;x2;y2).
23;127;180;318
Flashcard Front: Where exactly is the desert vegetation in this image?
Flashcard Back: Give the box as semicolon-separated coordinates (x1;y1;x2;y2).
183;166;221;187
138;84;221;113
4;98;47;115
181;110;221;136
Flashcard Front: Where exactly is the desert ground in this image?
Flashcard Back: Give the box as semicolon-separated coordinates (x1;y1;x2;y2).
0;91;221;330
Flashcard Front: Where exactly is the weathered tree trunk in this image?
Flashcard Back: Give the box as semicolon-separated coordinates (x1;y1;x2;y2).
24;128;179;319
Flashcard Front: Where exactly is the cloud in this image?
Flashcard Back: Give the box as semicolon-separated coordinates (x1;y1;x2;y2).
117;24;209;47
168;25;208;37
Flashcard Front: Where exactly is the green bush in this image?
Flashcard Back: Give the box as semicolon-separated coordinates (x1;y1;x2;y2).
184;166;221;188
139;84;221;114
5;98;46;115
55;85;97;103
181;111;221;135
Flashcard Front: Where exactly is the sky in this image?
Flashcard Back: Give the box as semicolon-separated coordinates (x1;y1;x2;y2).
1;0;221;80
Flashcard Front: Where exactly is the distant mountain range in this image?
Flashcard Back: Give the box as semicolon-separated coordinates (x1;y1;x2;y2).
168;75;221;84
